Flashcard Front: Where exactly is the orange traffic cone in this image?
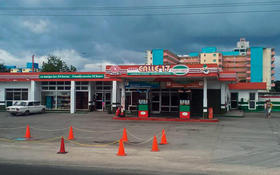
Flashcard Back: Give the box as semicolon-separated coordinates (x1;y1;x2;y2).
117;139;126;156
151;135;159;152
160;129;168;145
57;136;67;154
24;125;31;139
122;128;128;142
68;126;74;140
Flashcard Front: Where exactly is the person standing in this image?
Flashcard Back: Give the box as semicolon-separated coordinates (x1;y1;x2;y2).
264;100;273;119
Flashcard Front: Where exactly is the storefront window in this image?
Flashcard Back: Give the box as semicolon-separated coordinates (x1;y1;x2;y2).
41;91;56;109
57;92;70;109
6;92;13;100
41;82;71;110
5;89;29;106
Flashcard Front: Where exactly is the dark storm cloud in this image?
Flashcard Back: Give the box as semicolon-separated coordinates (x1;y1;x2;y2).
0;0;279;76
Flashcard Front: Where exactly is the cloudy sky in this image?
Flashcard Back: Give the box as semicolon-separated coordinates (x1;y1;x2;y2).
0;0;279;78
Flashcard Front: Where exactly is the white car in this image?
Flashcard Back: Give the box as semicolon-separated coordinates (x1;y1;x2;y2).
6;101;46;116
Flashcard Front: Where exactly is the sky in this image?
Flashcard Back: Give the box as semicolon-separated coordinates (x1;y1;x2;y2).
0;0;279;79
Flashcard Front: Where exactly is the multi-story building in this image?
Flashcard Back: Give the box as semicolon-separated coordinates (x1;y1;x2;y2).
147;38;275;91
9;62;40;73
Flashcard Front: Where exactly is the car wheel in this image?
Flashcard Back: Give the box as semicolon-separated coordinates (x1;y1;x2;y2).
41;108;45;113
24;110;30;115
10;113;16;116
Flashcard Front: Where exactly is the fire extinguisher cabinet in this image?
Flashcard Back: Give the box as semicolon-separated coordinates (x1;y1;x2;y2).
179;100;190;119
138;100;149;118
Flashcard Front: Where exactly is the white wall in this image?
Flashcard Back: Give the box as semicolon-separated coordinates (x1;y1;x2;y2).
0;82;31;102
263;48;272;90
230;90;258;102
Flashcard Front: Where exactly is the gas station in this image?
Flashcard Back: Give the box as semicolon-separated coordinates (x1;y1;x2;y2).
106;64;236;119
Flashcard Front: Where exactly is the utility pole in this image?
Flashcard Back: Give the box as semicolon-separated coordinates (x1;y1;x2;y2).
32;55;35;72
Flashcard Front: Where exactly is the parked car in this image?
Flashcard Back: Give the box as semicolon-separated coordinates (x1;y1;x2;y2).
6;101;46;116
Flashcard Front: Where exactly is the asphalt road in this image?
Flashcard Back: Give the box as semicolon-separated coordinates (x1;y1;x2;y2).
0;163;204;175
1;111;280;174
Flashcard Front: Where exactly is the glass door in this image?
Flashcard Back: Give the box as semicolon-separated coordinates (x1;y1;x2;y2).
161;91;170;112
95;92;103;111
170;92;179;112
249;92;256;110
231;93;238;109
151;92;160;114
105;92;111;111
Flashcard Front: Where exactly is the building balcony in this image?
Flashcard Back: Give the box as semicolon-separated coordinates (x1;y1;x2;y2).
163;51;180;63
271;57;275;63
272;50;275;56
163;56;180;64
246;77;251;80
163;58;177;64
271;64;275;68
238;73;247;78
271;83;275;87
223;63;248;68
223;68;248;72
180;59;200;64
271;70;275;75
246;70;251;74
245;64;251;67
247;50;251;55
223;56;248;62
271;76;275;81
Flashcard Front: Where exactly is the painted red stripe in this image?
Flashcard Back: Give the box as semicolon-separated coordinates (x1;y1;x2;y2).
112;117;219;122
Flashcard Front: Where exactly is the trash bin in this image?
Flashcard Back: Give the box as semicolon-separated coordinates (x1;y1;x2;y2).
208;107;213;119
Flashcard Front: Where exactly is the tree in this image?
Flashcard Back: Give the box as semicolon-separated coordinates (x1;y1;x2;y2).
41;55;77;72
0;64;9;72
272;81;280;92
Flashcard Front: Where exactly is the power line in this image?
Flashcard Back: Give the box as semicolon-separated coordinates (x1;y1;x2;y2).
0;9;280;17
0;1;280;11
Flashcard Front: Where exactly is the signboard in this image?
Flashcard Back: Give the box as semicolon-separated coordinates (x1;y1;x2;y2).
166;81;203;88
106;64;218;77
126;82;160;88
127;65;189;76
39;74;104;79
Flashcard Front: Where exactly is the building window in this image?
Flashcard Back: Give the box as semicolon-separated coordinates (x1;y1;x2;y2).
40;82;71;110
41;81;70;91
5;89;28;106
76;81;89;91
213;54;216;57
213;59;216;62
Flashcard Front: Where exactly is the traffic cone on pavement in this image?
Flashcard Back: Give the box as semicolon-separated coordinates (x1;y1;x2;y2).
151;135;159;152
160;129;168;145
24;125;31;139
57;136;67;154
117;139;126;156
122;128;128;142
68;126;74;140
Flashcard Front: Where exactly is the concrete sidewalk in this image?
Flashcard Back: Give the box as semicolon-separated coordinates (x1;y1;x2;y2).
221;110;245;118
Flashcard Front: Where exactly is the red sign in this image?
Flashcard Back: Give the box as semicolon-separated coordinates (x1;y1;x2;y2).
166;81;203;88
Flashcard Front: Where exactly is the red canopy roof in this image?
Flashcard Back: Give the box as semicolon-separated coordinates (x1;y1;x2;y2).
229;82;267;90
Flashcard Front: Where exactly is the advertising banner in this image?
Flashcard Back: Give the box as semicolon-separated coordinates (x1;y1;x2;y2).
39;74;104;79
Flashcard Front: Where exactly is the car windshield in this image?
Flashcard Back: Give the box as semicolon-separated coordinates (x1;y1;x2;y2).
14;102;27;106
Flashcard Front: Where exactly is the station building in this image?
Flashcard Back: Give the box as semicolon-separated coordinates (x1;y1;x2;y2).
0;38;277;117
